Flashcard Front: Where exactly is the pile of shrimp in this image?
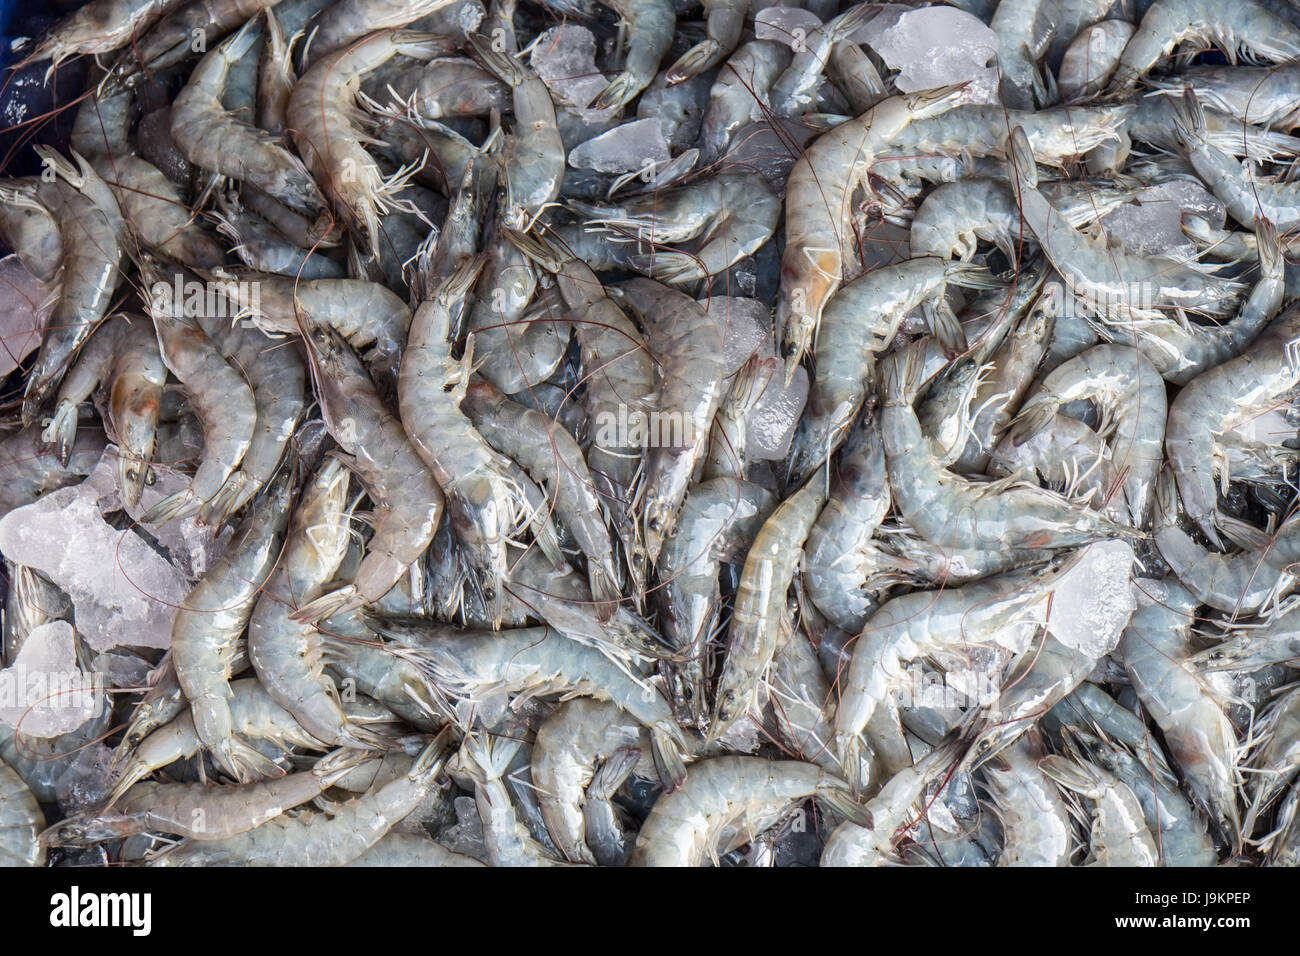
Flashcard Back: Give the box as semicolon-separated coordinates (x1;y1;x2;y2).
5;0;1300;868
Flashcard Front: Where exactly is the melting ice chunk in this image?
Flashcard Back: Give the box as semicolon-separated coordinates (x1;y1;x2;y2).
568;119;671;174
0;621;104;738
1100;180;1225;261
857;6;999;105
1047;540;1137;658
0;454;189;652
530;25;609;109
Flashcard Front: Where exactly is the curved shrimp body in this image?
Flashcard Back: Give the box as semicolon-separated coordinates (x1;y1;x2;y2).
1245;687;1300;834
171;470;293;782
665;0;746;83
658;478;776;724
777;85;968;379
1093;217;1284;386
288;30;437;258
591;0;675;111
1005;127;1246;325
787;257;996;484
213;193;346;279
876;104;1133;187
1039;755;1160;866
369;620;690;790
1155;520;1295;618
49;750;372;845
909;177;1134;262
294;326;445;622
983;736;1072;867
990;0;1056;109
987;414;1119;516
1171;89;1300;233
582;173;782;286
302;0;455;63
768;4;875;119
820;738;963;867
879;343;1131;553
629;757;856;866
39;313;129;466
142;273;257;524
104;0;277;87
345;831;484;866
150;735;450;866
1009;345;1166;528
1110;0;1300;94
1165;299;1300;547
401;257;518;622
615;279;729;564
15;0;170;72
1148;62;1300;131
91;153;227;271
463;381;622;610
0;178;63;284
468;34;563;228
709;468;827;742
1070;729;1219;867
532;698;651;864
1119;580;1242;849
21;152;127;427
197;322;306;526
697;40;792;165
802;419;896;634
170;22;326;226
505;227;654;580
110;678;330;804
835;561;1065;795
248;459;386;749
0;759;45;867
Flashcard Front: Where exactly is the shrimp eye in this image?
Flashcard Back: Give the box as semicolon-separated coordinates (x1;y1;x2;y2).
126;468;138;482
145;468;157;486
648;516;661;532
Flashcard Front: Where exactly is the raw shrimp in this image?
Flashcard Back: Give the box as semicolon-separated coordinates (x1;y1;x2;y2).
1008;345;1166;527
1109;0;1300;94
777;84;967;379
710;468;827;742
879;342;1132;554
982;734;1072;867
1165;299;1300;547
292;325;445;622
665;0;747;83
302;0;455;62
658;478;776;724
368;620;691;789
45;749;375;844
820;738;963;867
1120;579;1243;849
629;756;862;866
591;0;675;110
584;747;640;866
171;469;293;782
14;0;170;74
615;279;729;565
1039;754;1160;866
140;263;257;524
786;258;998;484
401;254;518;623
171;21;328;226
459;733;567;866
697;40;792;165
463;381;622;611
19;150;126;427
989;0;1056;109
769;4;875;119
149;734;451;865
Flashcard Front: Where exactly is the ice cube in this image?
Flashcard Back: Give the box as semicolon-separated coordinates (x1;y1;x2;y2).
637;72;712;152
754;6;824;48
0;255;51;378
0;621;104;738
858;6;999;105
1047;541;1137;657
0;456;188;652
530;25;609;109
439;794;490;863
699;296;772;374
748;364;808;461
568;118;671;174
1099;180;1225;261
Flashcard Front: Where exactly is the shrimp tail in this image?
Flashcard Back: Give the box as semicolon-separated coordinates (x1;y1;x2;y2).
924;300;967;358
215;737;285;784
1170;88;1208;149
839;733;869;800
588;564;621;623
817;784;873;828
589;746;641;800
467;32;524;85
292;584;363;624
880;340;925;405
39;399;80;466
1006;395;1057;446
649;724;688;793
140;488;201;525
503;226;567;272
665;38;720;85
1006;125;1039;190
